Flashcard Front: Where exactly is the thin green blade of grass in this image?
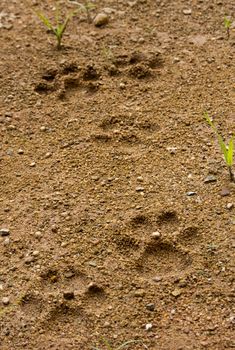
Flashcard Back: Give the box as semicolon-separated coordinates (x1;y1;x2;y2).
217;133;229;163
227;137;234;166
204;112;229;162
35;11;54;31
204;112;216;132
58;13;73;36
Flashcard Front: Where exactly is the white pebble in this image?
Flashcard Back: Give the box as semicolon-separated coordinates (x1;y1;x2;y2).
151;231;161;239
145;323;153;331
2;297;10;305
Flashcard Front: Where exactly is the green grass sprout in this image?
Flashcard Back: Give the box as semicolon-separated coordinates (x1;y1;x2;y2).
204;112;234;182
224;16;232;39
69;1;96;23
34;3;78;49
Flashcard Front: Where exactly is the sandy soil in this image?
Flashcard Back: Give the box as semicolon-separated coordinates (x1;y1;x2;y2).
0;0;235;349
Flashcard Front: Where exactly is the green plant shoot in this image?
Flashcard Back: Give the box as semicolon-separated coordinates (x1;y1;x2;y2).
69;1;96;23
204;112;234;182
224;16;232;39
35;3;77;49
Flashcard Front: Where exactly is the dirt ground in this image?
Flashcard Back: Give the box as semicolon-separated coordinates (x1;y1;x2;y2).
0;0;234;349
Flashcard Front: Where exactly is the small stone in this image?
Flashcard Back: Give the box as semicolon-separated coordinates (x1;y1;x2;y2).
87;282;103;293
18;149;24;154
226;203;234;210
146;303;155;311
51;225;58;233
24;256;34;264
45;152;51;158
137;176;144;182
0;228;10;237
220;188;230;197
64;271;75;279
119;82;126;89
32;250;39;256
186;191;197;196
138;37;145;43
173;57;180;63
145;323;153;331
151;231;161;239
152;276;162;282
93;13;109;27
63;291;75;300
40;126;46;131
134;289;145;297
136;186;144;192
183;8;192;15
103;7;115;14
2;297;10;305
171;288;182;297
35;231;42;239
166;146;177;154
88;261;97;267
204;175;217;183
29;162;36;167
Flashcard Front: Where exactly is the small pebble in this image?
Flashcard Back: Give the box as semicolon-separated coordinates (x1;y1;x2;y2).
93;13;109;27
87;282;103;293
220;188;230;197
88;261;97;267
173;57;180;63
119;82;126;89
136;186;144;192
204;175;217;183
183;8;192;15
35;231;42;239
45;152;51;158
166;146;177;154
32;250;39;257
134;289;145;297
186;191;197;196
29;162;36;167
18;149;24;154
24;256;34;264
0;228;10;237
64;271;75;279
145;323;153;331
137;176;144;182
2;297;10;305
226;203;234;210
146;303;155;311
40;126;46;131
63;291;75;300
172;288;182;297
151;231;161;239
152;276;162;282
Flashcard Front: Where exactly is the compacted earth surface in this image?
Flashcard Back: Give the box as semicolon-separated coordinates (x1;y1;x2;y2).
0;0;235;349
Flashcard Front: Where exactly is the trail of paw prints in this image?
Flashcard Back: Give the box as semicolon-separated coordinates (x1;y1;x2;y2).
34;62;100;99
33;50;164;99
